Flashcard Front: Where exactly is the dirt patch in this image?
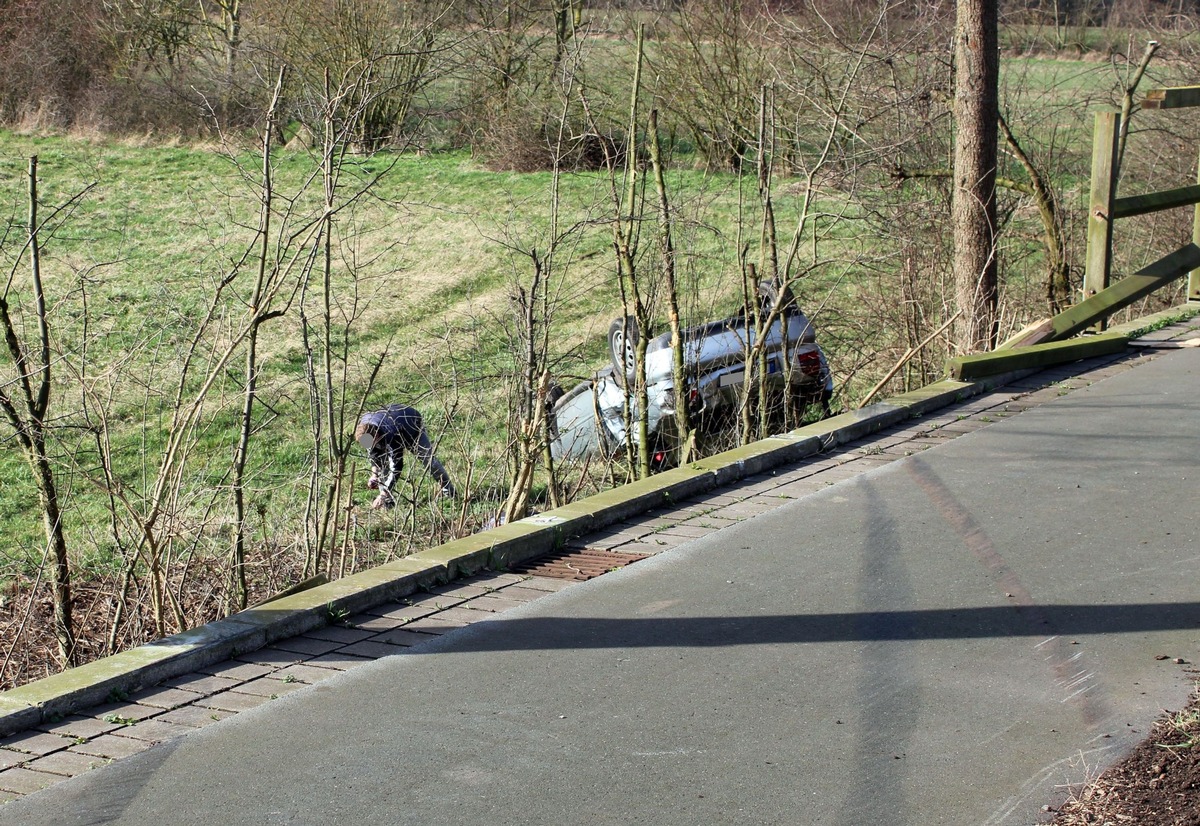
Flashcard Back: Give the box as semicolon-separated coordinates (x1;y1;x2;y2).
0;554;300;691
1047;683;1200;826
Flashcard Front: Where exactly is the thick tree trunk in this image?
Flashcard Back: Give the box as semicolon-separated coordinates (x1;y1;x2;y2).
952;0;1000;354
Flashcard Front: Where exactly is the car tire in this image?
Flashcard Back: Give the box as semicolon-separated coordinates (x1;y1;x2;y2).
757;279;797;319
608;316;639;385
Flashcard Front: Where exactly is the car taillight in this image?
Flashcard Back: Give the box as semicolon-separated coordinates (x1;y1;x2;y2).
795;349;823;377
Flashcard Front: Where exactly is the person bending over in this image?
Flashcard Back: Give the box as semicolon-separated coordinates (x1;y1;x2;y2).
355;405;455;510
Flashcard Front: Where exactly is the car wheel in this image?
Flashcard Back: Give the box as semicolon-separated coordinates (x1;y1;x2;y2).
608;316;639;385
757;279;797;319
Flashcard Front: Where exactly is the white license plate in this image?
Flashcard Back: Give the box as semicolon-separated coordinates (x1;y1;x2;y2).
719;358;780;386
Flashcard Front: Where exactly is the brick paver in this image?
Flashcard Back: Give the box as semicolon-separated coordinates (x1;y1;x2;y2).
774;478;834;498
127;686;205;710
109;718;197;743
198;660;278;681
337;639;412;659
193;691;273;713
370;601;443;621
270;637;345;657
0;732;74;757
611;539;681;555
709;500;784;520
36;716;121;740
402;616;468;634
654;524;718;539
216;677;304;699
428;606;491;625
515;576;575;592
90;703;162;725
479;573;529;587
156;706;234;729
302;625;376;645
271;663;346;684
305;652;375;671
343;613;408;633
69;735;154;760
681;514;739;530
25;750;106;778
463;595;529;613
233;647;312;668
161;673;242;696
429;583;495;600
844;454;899;472
0;767;60;794
489;585;547;602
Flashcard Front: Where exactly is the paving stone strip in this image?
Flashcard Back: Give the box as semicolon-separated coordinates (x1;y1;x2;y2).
0;319;1194;803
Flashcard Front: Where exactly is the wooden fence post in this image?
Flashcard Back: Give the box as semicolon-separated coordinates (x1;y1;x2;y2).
1191;145;1200;302
1084;111;1120;315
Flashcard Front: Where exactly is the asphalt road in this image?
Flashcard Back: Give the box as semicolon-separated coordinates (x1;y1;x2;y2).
3;348;1198;826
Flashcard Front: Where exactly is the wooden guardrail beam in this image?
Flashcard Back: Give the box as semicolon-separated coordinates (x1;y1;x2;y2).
1141;86;1200;110
1000;243;1200;348
1113;183;1200;219
949;333;1128;381
1192;147;1200;302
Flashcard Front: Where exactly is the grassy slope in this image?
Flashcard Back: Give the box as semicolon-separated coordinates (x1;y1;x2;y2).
1;40;1182;575
0;133;772;570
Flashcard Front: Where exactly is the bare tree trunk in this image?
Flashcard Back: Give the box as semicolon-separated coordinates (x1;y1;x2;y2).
0;156;77;666
30;436;75;665
306;70;342;577
952;0;1000;353
588;27;651;479
215;0;242;97
755;87;776;439
551;0;580;70
997;114;1070;313
502;271;549;524
230;74;284;610
618;28;650;479
647;109;693;466
1115;41;1160;179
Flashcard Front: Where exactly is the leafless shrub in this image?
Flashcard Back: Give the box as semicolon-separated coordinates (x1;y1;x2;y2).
0;0;115;128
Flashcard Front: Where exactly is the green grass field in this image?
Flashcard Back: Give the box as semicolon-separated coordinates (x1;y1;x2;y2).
0;131;787;573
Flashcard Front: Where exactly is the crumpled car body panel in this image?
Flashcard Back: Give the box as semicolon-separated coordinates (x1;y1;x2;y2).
550;307;833;464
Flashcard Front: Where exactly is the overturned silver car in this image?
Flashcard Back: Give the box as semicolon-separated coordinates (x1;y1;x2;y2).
549;282;833;468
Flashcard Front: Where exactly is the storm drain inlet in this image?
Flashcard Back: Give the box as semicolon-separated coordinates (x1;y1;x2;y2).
512;548;650;581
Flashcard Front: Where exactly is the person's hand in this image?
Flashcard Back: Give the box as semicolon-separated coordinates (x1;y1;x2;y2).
367;476;380;490
371;492;395;510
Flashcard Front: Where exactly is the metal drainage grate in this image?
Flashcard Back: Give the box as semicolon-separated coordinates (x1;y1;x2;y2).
512;548;650;581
